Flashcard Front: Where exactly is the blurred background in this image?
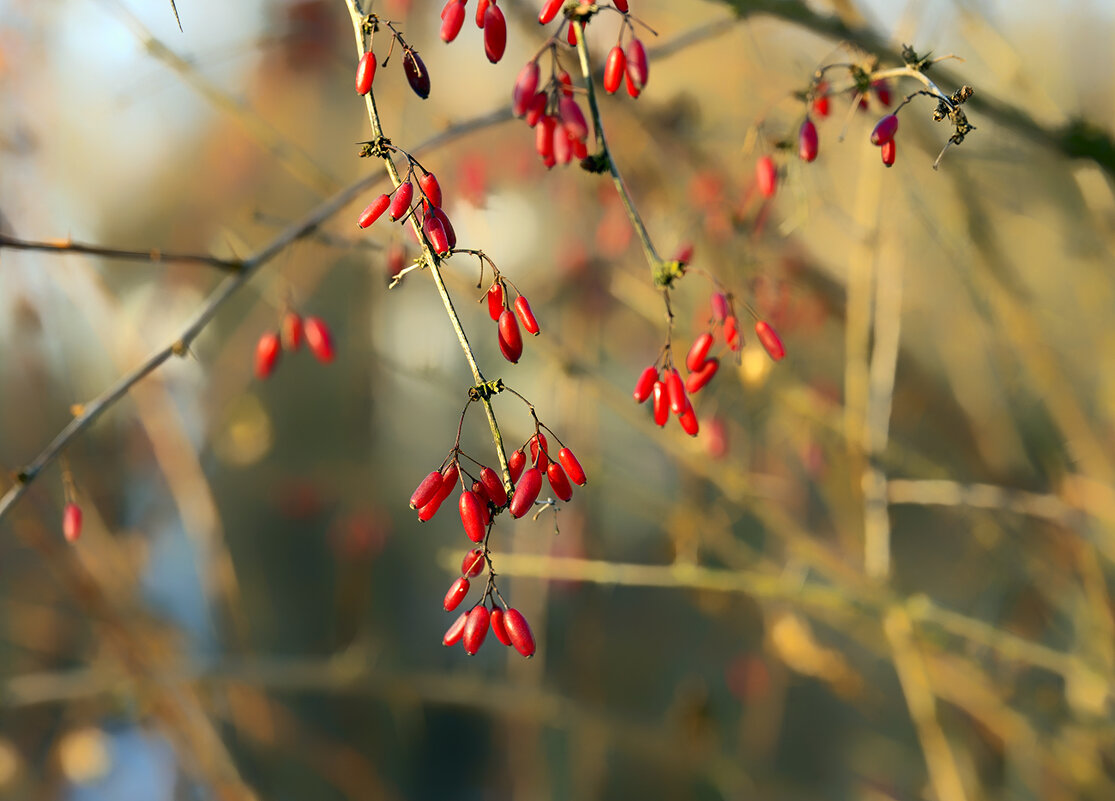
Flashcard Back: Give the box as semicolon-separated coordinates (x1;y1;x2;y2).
2;0;1115;799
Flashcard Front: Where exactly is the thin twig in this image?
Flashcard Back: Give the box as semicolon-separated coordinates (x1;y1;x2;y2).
0;234;242;272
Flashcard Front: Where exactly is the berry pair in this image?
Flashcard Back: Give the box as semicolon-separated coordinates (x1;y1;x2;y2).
441;0;507;63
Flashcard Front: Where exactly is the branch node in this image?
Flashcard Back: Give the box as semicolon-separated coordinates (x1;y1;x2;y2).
468;379;505;402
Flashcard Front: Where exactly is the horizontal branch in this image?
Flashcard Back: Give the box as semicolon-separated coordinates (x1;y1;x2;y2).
0;234;242;273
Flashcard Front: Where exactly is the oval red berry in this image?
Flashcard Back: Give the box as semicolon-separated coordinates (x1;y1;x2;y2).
625;38;648;91
389;182;414;221
546;461;572;502
514;295;540;335
483;4;506;63
255;332;281;379
756;156;777;198
558;447;586;486
508;449;526;484
498;309;523;363
604;46;625;94
634;365;658;403
685;332;714;373
480;466;508;507
418;172;442;208
487;283;505;321
881;138;896;167
490;607;513;646
443;611;468;646
870;114;898;146
652;380;669;426
685;357;719;394
410;470;444;510
403;49;431;99
304;316;335;363
512;62;540;118
509;467;542;518
459;490;486;543
62;502;83;542
755;320;785;360
503;608;536;657
355;51;377;95
461;548;486;577
440;0;465;42
358;194;391;229
444;576;470;611
799;117;818;162
463;605;490;655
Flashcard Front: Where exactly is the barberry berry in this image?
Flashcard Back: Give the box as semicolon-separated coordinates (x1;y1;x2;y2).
255;332;281;379
463;605;490;655
358;194;392;228
62;502;83;542
604;46;625;94
281;312;303;351
756;156;777;198
489;607;513;645
461;548;486;577
443;611;468;646
355;51;377;95
870;114;898;146
755;320;785;360
509;467;542;518
459;490;487;542
799;117;819;162
498;308;523;363
304;317;335;363
503;608;536;657
444;576;470;611
514;296;540;335
558;447;586;486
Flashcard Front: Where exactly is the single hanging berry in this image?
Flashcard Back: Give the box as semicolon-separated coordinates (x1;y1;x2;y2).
756;156;777;198
487;283;505;321
475;0;490;27
410;470;444;509
355;51;376;95
881;138;896;167
498;309;523;363
723;315;741;351
403;48;431;99
603;46;625;94
665;368;687;415
489;607;513;646
483;4;507;63
443;612;468;646
538;0;563;24
625;38;648;91
508;449;526;483
440;0;465;42
686;333;714;373
633;365;658;403
870;114;899;146
546;461;573;502
389;182;414;221
304;317;335;363
685;358;719;394
558;447;586;486
559;96;589;142
255;332;281;379
652;380;669;426
678;404;700;436
461;548;486;577
514;295;540;335
423;212;451;257
444;577;470;611
509;467;542;518
62;502;83;542
710;292;730;323
812;82;830;117
512;62;540;118
479;466;508;506
459;490;487;543
799;117;818;162
503;608;536;657
281;312;303;351
463;605;490;655
418;172;442;208
755;320;786;361
358;194;391;229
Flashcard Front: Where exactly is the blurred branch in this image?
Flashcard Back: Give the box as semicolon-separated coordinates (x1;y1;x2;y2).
884;607;971;801
887;479;1079;526
723;0;1115;177
0;105;513;529
0;233;241;272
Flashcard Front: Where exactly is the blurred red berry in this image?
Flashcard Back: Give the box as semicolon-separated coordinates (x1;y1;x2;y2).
63;502;83;542
304;316;335;363
255;332;281;379
799;117;818;162
755;320;785;360
881;138;896;167
756;156;777;198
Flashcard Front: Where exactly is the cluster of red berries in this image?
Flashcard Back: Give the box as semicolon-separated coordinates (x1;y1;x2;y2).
602;35;648;98
255;312;335;379
511;59;590;169
870;113;899;167
357;161;455;258
485;278;539;364
440;0;507;64
443;548;536;657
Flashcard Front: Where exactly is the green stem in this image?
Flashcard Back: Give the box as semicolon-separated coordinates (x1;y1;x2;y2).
344;0;510;484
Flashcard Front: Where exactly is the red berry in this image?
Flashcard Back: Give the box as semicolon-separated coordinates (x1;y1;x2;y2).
443;612;468;646
463;605;490;655
755;320;785;361
546;461;573;501
756;156;777;198
553;126;572;166
355;51;377;95
410;470;444;509
471;479;492;508
603;46;626;95
480;466;508;507
557;70;574;98
624;70;640;98
475;0;489;27
652;380;669;426
389;181;414;221
723;315;741;351
559;96;588;142
461;548;486;577
812;82;830;117
423;212;450;256
281;312;303;351
444;576;470;611
710;292;730;323
566;20;577;46
870;114;898;146
459;490;486;542
685;357;719;394
509;467;542;518
614;0;628;11
498;309;523;363
678;403;700;436
666;368;686;415
881;138;896;167
403;48;430;99
685;332;714;373
558;447;586;486
528;433;549;466
512;62;540;118
62;502;82;542
255;332;281;379
514;296;540;335
487;283;505;321
799;117;818;162
538;0;563;24
440;0;465;42
536;115;556;162
625;38;648;91
525;92;547;127
431;207;456;249
503;608;536;657
304;316;335;363
358;194;391;228
508;449;526;483
873;79;891;107
418;172;442;208
634;365;658;403
418;463;459;522
483;4;507;63
490;607;513;646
